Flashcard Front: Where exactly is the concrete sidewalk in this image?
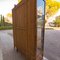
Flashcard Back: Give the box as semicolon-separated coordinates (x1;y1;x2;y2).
0;49;3;60
0;38;3;60
0;30;25;60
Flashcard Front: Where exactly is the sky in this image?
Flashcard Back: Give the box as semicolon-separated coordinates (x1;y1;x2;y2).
0;0;45;16
37;0;44;14
37;0;44;8
0;0;18;16
56;0;60;2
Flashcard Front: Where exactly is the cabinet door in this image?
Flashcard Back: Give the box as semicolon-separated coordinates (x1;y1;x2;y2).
12;0;28;55
12;0;45;60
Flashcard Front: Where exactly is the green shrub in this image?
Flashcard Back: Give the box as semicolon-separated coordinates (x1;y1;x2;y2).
53;16;60;27
0;26;13;30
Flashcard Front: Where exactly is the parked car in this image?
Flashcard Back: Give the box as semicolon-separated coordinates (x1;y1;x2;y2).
49;22;55;27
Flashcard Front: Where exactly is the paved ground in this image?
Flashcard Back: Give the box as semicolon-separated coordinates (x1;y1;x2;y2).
37;28;60;60
0;30;60;60
0;30;25;60
44;30;60;60
0;37;3;60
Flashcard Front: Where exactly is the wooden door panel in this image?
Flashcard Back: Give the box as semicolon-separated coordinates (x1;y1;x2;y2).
15;1;27;29
12;0;37;60
14;29;28;54
27;0;37;60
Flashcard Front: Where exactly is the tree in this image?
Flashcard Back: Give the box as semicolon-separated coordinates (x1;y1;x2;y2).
18;0;22;3
1;15;3;26
0;15;5;26
46;0;60;21
3;16;5;26
7;13;12;17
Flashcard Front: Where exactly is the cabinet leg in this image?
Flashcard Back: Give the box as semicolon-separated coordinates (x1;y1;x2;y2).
16;48;18;52
14;46;18;52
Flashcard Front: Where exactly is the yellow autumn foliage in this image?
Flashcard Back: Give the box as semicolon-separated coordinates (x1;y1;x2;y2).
7;13;12;17
18;0;22;3
46;0;60;17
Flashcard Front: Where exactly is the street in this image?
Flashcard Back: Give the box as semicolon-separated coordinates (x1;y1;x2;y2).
44;30;60;60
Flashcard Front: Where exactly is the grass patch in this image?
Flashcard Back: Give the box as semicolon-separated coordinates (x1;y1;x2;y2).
0;26;13;30
45;28;54;30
